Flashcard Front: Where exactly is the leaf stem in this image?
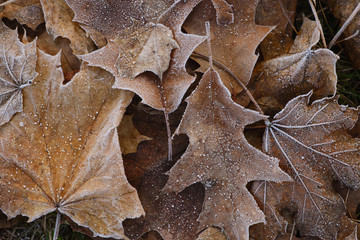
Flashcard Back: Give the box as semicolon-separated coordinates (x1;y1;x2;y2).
53;211;61;240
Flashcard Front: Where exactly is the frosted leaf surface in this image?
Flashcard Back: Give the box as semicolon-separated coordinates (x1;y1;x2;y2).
253;92;360;239
0;22;38;126
184;0;273;95
163;68;290;240
0;50;144;239
237;17;339;113
66;0;179;79
77;0;206;112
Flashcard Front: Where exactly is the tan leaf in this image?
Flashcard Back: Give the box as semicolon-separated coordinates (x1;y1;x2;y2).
65;0;179;80
185;0;273;95
0;22;37;126
40;0;96;55
118;115;151;155
163;68;290;240
252;91;360;239
237;17;339;114
0;50;144;239
76;0;206;112
0;0;43;30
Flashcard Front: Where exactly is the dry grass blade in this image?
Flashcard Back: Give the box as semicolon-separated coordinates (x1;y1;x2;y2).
329;3;360;49
308;0;327;48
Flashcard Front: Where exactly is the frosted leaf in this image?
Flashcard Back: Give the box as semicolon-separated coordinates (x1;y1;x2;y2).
252;91;360;239
0;51;144;239
0;21;38;126
163;68;290;240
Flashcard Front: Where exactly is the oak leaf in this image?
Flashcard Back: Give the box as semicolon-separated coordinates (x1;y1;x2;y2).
163;67;290;239
252;91;360;239
0;50;144;239
185;0;273;95
0;21;38;126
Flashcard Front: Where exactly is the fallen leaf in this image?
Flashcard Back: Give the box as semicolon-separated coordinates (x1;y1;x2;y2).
0;21;38;126
0;0;43;30
237;17;339;114
65;0;179;80
77;0;206;112
40;0;96;55
118;115;151;155
163;67;290;239
124;165;204;240
255;0;297;60
0;50;144;239
186;0;273;95
252;91;360;239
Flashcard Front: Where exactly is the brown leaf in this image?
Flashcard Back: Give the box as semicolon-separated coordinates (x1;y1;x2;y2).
237;17;338;114
163;68;290;239
118;115;151;155
124;165;204;240
40;0;96;55
185;0;273;95
255;0;297;60
65;0;179;80
0;50;144;239
0;22;38;126
252;91;360;239
0;0;44;30
76;0;206;112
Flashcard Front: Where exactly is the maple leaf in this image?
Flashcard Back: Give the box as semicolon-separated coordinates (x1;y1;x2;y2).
0;21;38;126
70;0;207;113
65;0;179;80
162;67;290;239
185;0;273;95
40;0;96;55
237;17;339;114
0;50;144;239
251;91;360;239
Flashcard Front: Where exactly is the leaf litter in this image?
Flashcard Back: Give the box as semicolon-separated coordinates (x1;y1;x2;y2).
0;0;360;239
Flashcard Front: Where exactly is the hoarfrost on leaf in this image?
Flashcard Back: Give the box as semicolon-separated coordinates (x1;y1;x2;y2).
163;66;290;240
0;21;38;126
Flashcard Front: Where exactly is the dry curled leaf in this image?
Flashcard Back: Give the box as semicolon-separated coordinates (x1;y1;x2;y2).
0;50;144;239
252;91;360;239
238;17;339;114
186;0;273;95
0;22;37;126
196;227;227;240
163;67;290;240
